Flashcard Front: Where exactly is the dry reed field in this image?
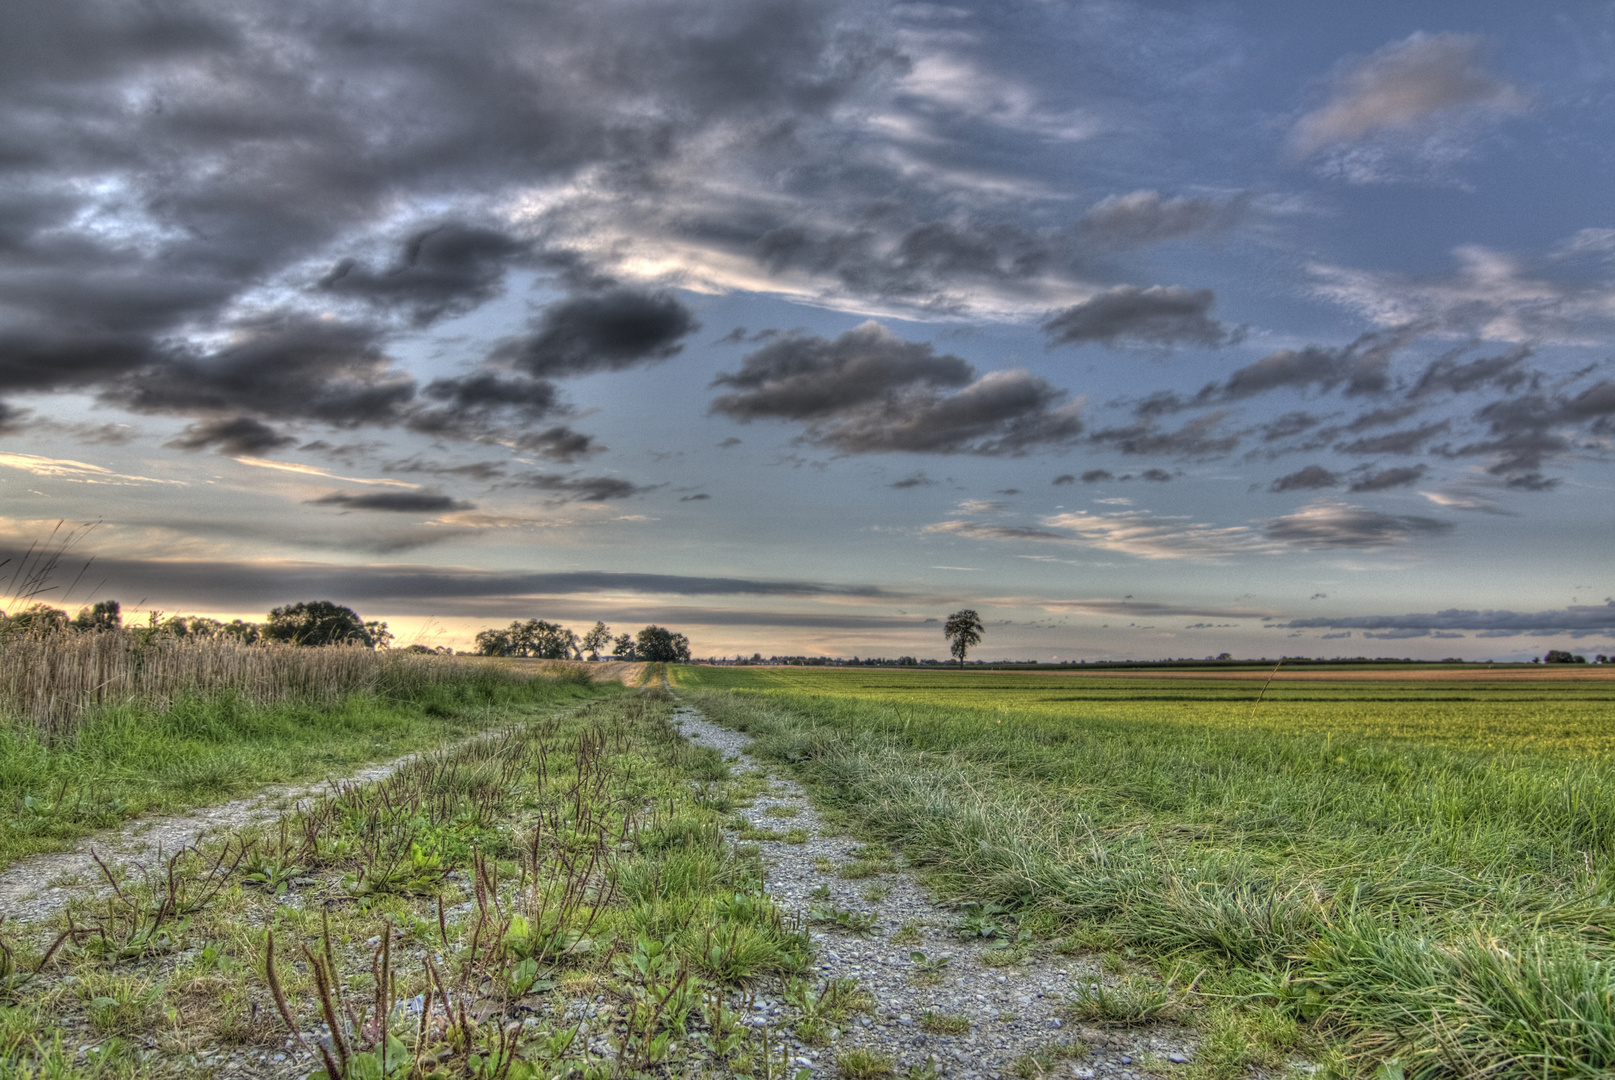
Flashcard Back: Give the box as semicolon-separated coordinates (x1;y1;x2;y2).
0;632;489;738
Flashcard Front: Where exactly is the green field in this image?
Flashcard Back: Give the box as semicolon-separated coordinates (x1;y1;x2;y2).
676;664;1615;1079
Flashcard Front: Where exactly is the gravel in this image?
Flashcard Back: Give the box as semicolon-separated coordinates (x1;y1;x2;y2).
670;702;1202;1079
0;730;509;926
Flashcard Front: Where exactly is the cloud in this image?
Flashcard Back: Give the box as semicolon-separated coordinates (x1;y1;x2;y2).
319;223;531;326
490;288;699;378
167;417;296;456
956;499;1006;514
0;0;892;424
1076;190;1249;250
1285;601;1615;639
0;543;919;613
232;457;418;487
1260;500;1453;549
1043;285;1236;349
1052;473;1077;485
118;315;415;426
1079;470;1112;483
996;597;1275;620
495;473;650;502
1433;379;1615;487
1271;464;1339;492
1291;32;1525;157
1039;509;1277;561
680;493;711;502
1409;344;1533;397
923;520;1068;542
891;472;936;488
1139;468;1173;482
309;490;474;514
1334;420;1449;455
0;452;181;486
1220;324;1418;400
1310;245;1615;344
710;322;1083;455
1347;465;1426;491
1089;412;1239;459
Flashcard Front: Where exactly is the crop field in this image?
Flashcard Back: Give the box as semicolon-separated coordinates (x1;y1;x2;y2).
676;665;1615;1078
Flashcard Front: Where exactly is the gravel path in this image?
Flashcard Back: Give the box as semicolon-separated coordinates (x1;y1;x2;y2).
0;730;507;926
670;702;1200;1080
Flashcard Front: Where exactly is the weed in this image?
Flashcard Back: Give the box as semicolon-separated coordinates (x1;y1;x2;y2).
919;1011;969;1035
862;883;891;903
890;921;923;945
1008;1042;1086;1079
1066;976;1180;1025
764;805;801;819
836;1048;896;1079
807;904;878;937
784;828;810;845
837;859;884;880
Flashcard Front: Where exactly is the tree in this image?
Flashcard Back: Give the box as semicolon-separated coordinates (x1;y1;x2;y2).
73;600;122;631
262;601;383;647
580;621;612;660
3;603;69;634
636;625;690;663
611;633;637;660
943;609;984;667
1544;649;1587;664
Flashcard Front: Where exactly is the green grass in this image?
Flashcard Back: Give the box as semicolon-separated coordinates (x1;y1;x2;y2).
0;692;815;1079
674;664;1615;1080
0;667;608;868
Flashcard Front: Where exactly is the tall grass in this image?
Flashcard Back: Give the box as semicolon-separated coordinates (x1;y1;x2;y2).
0;631;562;738
0;634;609;867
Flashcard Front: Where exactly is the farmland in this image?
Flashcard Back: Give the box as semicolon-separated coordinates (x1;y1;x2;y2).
675;664;1615;1078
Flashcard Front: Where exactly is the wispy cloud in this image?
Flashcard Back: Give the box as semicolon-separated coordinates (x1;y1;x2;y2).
0;452;182;486
232;457;420;488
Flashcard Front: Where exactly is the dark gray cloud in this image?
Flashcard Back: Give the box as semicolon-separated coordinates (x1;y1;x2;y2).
1271;464;1339;492
923;521;1068;541
1261;500;1452;549
1222;325;1419;400
490;289;699;378
712;322;972;420
1044;286;1236;349
1285;601;1615;639
309;490;474;513
1075;190;1250;250
710;322;1083;455
1409;344;1533;397
1432;379;1615;488
891;472;937;488
1089;412;1238;459
1139;468;1173;482
680;493;711;502
0;543;916;612
496;473;649;502
1078;470;1111;482
318;223;530;326
1348;464;1427;491
168;416;296;456
1260;412;1325;442
0;0;885;427
1052;473;1077;484
117;315;414;426
1334;419;1449;455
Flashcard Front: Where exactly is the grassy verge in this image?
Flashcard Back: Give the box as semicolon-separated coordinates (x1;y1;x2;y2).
675;672;1615;1080
0;665;606;869
0;689;838;1080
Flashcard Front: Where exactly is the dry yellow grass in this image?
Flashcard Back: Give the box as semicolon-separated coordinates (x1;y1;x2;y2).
0;631;494;736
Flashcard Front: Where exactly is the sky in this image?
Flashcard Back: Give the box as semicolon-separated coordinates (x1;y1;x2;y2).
2;0;1613;661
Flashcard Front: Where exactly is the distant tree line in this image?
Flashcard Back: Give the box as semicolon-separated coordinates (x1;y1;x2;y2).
0;598;392;648
472;620;690;662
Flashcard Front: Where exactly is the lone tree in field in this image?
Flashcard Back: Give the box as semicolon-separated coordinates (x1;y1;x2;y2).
943;609;984;666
